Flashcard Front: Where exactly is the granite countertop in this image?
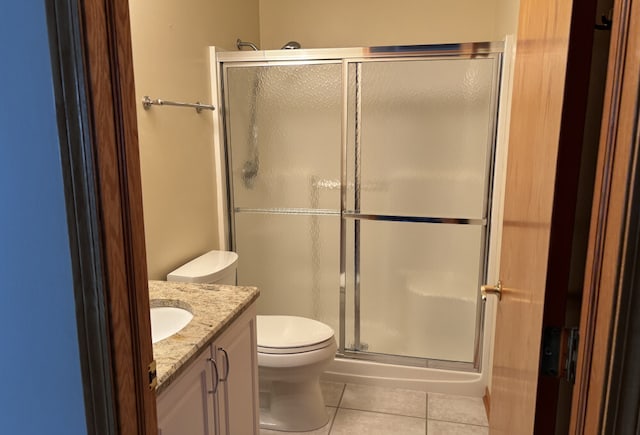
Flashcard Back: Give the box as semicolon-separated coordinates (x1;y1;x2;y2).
149;280;259;394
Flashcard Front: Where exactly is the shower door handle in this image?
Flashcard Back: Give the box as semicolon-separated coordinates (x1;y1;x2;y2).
481;281;503;301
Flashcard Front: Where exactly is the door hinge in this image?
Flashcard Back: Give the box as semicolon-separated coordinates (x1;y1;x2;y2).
148;360;158;390
540;326;579;384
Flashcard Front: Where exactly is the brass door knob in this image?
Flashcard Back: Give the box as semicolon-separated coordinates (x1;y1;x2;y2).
481;280;503;301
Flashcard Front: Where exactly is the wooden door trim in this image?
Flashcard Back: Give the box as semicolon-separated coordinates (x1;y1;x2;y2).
82;0;157;433
570;0;640;432
48;0;157;433
46;1;117;433
602;92;640;432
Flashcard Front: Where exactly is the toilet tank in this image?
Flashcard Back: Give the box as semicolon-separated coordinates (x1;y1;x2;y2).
166;250;238;285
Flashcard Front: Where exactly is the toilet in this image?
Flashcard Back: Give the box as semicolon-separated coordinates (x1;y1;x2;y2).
257;315;337;432
167;250;337;432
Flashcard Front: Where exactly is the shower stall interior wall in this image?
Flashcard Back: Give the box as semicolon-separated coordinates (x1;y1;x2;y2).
211;43;505;392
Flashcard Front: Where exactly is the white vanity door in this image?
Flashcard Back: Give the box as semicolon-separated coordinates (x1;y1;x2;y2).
157;349;216;435
214;304;259;435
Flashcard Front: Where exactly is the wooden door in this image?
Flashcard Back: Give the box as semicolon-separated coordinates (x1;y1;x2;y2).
488;0;597;433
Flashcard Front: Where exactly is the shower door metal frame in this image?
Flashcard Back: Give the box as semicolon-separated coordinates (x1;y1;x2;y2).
217;42;504;373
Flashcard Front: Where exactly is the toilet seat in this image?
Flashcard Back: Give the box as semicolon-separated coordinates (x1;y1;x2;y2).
257;315;335;355
258;337;334;354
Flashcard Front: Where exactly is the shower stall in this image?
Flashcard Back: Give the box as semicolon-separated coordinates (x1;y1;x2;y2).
210;42;506;394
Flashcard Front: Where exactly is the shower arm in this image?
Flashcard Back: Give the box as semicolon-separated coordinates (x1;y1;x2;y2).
236;39;302;51
237;38;259;51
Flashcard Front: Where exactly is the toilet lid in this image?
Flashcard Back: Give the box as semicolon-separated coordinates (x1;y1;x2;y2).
166;250;238;283
257;315;335;353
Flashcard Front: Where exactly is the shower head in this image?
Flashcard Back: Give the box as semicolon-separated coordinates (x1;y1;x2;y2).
281;41;301;50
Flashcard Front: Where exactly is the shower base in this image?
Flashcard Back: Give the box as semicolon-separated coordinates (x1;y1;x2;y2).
322;356;486;397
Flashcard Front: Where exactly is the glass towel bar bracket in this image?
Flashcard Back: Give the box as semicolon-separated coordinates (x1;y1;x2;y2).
142;96;216;113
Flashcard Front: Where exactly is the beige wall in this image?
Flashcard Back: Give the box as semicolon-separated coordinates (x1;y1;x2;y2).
495;0;521;39
258;0;519;50
129;0;260;279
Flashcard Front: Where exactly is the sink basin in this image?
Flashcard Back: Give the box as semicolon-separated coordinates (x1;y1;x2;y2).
150;305;194;343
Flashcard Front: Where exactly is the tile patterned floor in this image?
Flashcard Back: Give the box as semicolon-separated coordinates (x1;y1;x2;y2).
260;382;489;434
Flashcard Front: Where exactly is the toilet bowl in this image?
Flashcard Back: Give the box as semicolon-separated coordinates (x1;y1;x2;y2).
257;315;336;432
167;251;337;432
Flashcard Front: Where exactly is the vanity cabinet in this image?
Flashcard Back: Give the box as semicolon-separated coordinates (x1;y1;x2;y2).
157;303;259;435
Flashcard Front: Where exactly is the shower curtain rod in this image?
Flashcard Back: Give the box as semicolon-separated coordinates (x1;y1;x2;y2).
142;96;216;113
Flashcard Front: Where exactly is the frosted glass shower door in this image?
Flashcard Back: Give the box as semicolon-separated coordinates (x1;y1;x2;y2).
224;63;342;331
226;64;342;210
345;220;484;362
345;58;499;363
346;59;497;217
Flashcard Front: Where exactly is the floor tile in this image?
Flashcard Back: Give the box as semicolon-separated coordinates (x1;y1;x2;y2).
427;419;489;435
340;383;427;418
320;381;345;407
331;408;425;435
428;393;488;426
260;406;336;435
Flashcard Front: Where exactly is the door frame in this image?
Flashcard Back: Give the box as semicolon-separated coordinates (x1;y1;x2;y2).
46;0;157;434
47;0;640;433
46;1;117;432
570;0;640;432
